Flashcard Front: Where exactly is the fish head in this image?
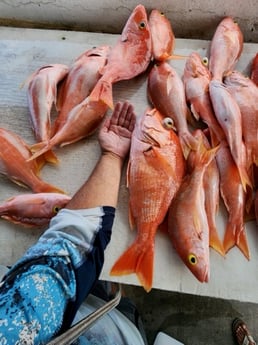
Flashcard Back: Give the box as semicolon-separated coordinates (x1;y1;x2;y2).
121;4;151;44
184;52;210;79
136;108;176;148
84;45;111;58
75;45;111;62
149;9;175;61
181;237;210;283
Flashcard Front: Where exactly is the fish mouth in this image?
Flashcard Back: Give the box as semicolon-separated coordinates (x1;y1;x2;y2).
200;266;209;283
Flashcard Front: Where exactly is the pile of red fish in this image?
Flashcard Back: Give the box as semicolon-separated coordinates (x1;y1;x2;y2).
0;4;257;291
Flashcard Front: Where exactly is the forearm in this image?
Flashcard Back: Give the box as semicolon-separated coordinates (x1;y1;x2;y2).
66;152;124;209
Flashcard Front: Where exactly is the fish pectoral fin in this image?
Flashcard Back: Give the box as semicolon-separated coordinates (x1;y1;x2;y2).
144;147;177;179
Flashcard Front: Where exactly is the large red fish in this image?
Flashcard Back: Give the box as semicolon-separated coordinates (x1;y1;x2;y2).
224;70;258;171
148;61;197;158
208;16;244;81
167;134;218;282
0;192;71;227
149;9;175;61
53;45;110;135
110;108;186;292
28;98;108;161
89;4;152;109
0;128;64;193
183;52;225;146
209;79;251;191
27;64;69;163
216;143;250;260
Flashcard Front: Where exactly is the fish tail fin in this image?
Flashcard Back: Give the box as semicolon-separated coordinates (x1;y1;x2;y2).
89;79;114;110
238;166;252;193
223;222;250;260
209;224;225;257
189;133;219;167
180;131;199;159
28;141;53;162
43;150;59;164
110;239;154;292
34;180;65;194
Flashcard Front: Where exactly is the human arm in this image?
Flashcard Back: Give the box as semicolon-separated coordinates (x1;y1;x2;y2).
0;101;136;344
66;101;136;209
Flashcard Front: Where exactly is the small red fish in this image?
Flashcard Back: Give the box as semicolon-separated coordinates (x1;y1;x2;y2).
250;53;258;86
148;61;198;158
167;133;218;282
0;127;64;193
110;108;186;292
209;79;251;191
216;143;250;260
89;4;152;109
208;17;244;81
0;192;71;227
28;98;108;161
187;129;224;257
183;52;225;146
27;64;69;163
224;70;258;171
53;45;110;135
149;9;175;61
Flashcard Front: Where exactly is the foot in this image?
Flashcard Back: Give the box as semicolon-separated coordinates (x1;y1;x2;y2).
232;318;256;345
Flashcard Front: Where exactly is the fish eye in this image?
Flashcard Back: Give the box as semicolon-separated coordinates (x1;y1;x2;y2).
202;57;209;66
139;21;146;30
160;11;165;16
53;205;61;214
188;254;198;265
162;117;174;129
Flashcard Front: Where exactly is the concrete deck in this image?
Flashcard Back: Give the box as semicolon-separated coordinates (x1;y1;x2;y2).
124;284;258;345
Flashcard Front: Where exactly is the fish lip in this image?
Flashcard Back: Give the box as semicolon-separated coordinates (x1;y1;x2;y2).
202;266;210;283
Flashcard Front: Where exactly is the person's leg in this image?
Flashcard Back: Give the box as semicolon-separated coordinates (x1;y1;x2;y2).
232;318;256;345
91;280;148;345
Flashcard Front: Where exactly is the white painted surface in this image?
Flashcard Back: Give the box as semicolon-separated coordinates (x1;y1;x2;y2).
0;26;257;302
0;1;257;42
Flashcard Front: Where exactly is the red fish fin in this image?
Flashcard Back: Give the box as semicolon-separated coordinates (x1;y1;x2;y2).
162;53;188;61
223;222;250;260
89;80;114;110
209;225;225;257
238;166;252;193
179;131;199;159
28;141;52;162
110;240;154;292
43;150;59;164
145;147;177;179
34;181;65;194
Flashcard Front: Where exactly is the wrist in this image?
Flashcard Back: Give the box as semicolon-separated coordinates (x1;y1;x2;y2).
101;151;126;165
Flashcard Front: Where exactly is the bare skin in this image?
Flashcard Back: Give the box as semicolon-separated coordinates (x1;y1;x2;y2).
66;101;136;210
233;318;256;345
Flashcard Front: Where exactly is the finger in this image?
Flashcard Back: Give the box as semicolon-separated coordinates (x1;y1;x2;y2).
117;101;132;127
110;102;123;125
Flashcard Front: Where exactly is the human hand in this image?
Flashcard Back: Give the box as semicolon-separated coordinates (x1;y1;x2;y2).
98;101;136;159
